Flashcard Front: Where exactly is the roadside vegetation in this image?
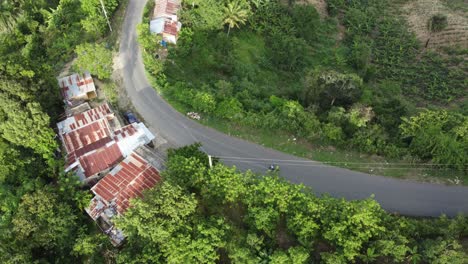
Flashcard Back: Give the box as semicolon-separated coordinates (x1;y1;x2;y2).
139;0;467;184
115;144;468;263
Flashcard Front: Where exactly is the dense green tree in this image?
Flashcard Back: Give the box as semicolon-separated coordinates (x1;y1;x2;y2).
130;144;468;263
10;189;79;259
116;182;231;263
192;91;216;113
0;80;57;159
74;42;113;79
291;4;320;44
302;69;364;109
0;0;23;32
400;110;467;169
80;0;119;38
216;97;243;119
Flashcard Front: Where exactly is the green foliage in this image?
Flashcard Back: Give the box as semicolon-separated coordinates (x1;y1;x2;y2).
116;144;468;263
12;190;77;248
116;182;230;263
223;0;251;35
400;110;467;169
291;4;321;44
0;80;57;160
81;0;119;38
75;42;113;79
137;22;164;76
428;14;448;32
216;97;244;119
193;91;217;113
0;0;23;32
181;0;225;30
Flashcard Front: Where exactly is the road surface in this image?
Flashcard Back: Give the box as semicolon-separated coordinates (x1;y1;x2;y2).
118;0;468;217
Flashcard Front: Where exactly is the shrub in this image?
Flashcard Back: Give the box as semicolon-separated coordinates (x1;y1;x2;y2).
428;14;448;32
216;98;243;120
322;123;344;144
192;91;216;113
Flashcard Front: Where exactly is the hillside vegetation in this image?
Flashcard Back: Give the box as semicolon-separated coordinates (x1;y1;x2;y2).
140;0;467;183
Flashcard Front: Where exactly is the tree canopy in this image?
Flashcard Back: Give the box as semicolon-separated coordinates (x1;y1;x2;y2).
115;144;468;263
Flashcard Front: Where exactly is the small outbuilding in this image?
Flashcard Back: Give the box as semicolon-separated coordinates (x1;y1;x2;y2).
57;72;96;104
150;0;182;44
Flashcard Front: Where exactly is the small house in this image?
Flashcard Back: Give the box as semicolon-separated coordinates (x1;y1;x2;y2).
150;0;182;44
58;104;155;182
57;72;96;104
85;153;162;245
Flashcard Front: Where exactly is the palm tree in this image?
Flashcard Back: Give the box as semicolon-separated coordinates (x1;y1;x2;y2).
223;0;250;36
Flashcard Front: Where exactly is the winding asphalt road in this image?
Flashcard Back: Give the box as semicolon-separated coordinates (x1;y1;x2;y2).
118;0;468;217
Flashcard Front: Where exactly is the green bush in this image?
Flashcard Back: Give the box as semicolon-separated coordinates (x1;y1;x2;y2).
74;43;113;79
192;91;216;113
428;14;448;32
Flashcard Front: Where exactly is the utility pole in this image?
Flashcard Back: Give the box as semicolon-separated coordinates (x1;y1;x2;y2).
99;0;112;32
208;155;213;168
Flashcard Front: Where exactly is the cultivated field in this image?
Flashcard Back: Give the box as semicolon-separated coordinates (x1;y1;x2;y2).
402;0;468;50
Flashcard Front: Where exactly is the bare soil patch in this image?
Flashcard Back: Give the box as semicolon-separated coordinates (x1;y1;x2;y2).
295;0;328;17
402;0;468;50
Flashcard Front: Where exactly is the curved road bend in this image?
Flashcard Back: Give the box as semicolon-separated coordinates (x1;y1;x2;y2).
119;0;468;217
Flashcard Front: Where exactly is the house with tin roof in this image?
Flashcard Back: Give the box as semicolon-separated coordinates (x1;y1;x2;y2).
57;72;96;105
85;153;162;245
58;104;155;182
150;0;182;44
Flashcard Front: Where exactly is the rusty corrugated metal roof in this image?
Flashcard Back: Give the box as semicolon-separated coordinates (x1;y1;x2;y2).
91;153;161;214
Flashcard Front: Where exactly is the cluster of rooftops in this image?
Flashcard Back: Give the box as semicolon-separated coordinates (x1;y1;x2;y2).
149;0;182;44
57;72;162;245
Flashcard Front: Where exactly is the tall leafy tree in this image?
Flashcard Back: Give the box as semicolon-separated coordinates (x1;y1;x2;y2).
74;42;113;79
80;0;119;38
0;80;57;160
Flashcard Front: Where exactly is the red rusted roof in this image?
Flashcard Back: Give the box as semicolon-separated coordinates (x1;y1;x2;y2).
60;103;113;133
57;72;96;101
62;119;112;153
164;20;179;36
91;153;161;214
154;0;180;18
113;124;138;141
79;143;123;178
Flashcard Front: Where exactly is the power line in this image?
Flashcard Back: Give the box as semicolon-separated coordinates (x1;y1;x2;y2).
216;156;466;169
219;159;460;170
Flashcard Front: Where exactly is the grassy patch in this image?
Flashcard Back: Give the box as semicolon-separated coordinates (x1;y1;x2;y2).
232;31;266;65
